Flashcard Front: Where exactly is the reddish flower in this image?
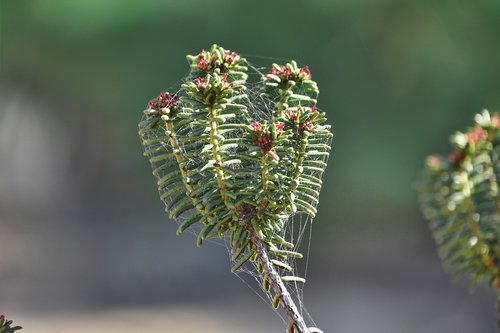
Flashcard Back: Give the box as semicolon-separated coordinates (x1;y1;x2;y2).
311;106;317;113
268;66;311;81
448;149;465;165
221;73;233;90
269;67;280;76
224;50;240;65
197;50;209;71
148;91;179;111
251;121;262;133
300;120;315;133
466;127;485;144
426;155;441;170
255;134;273;152
286;109;297;122
492;114;500;128
195;77;209;93
275;122;285;136
298;67;312;79
269;67;294;81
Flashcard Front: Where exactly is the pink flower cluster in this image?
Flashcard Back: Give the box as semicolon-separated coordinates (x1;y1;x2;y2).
221;73;233;90
148;92;179;111
251;121;262;133
449;126;487;165
255;134;273;152
268;66;312;81
195;77;208;93
275;122;285;135
285;108;317;134
197;50;241;71
300;120;315;133
194;73;233;94
223;50;240;66
466;127;485;144
286;109;297;122
251;121;285;152
197;51;210;71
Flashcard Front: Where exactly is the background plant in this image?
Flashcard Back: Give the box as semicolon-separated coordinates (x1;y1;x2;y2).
418;110;500;317
0;316;21;333
139;45;332;333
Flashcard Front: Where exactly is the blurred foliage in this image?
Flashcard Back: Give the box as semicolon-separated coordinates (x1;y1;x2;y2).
418;111;500;305
2;0;500;235
0;315;21;333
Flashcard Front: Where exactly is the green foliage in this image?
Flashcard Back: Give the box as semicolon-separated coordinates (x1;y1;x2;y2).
139;45;332;297
0;316;22;333
418;110;500;300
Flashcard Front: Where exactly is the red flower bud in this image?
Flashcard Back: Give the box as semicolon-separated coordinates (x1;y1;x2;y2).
255;134;273;152
448;149;465;165
251;121;262;133
148;92;179;111
197;50;209;71
269;67;294;81
298;67;312;79
300;120;315;133
492;114;500;128
222;73;233;90
426;155;441;170
195;77;209;93
224;50;240;65
276;122;285;136
466;127;485;144
286;109;297;122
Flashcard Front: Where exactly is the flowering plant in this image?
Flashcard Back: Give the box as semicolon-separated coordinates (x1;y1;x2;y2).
139;45;332;333
418;110;500;315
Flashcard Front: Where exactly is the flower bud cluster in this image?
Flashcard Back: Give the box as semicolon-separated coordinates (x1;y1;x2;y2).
442;110;500;167
265;62;312;84
250;121;286;160
284;106;321;135
144;91;179;120
184;46;247;107
187;45;245;73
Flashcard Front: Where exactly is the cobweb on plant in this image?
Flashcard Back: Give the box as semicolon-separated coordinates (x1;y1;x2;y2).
139;55;332;329
221;58;331;327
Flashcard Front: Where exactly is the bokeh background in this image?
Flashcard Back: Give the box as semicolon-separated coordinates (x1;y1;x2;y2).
1;1;499;332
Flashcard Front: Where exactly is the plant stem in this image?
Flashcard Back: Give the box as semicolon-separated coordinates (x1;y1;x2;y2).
252;233;312;333
164;120;193;193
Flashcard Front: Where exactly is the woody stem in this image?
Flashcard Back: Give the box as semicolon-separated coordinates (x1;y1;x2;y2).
251;233;311;333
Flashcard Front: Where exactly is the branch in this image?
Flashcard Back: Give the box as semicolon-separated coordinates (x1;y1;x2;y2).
252;232;315;333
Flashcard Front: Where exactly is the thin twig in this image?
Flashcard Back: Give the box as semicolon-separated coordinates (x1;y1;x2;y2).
252;233;312;333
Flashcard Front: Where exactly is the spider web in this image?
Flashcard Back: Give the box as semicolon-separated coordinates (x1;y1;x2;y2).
140;55;332;329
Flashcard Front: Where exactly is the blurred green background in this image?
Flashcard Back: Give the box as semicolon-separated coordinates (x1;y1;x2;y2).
1;1;499;332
